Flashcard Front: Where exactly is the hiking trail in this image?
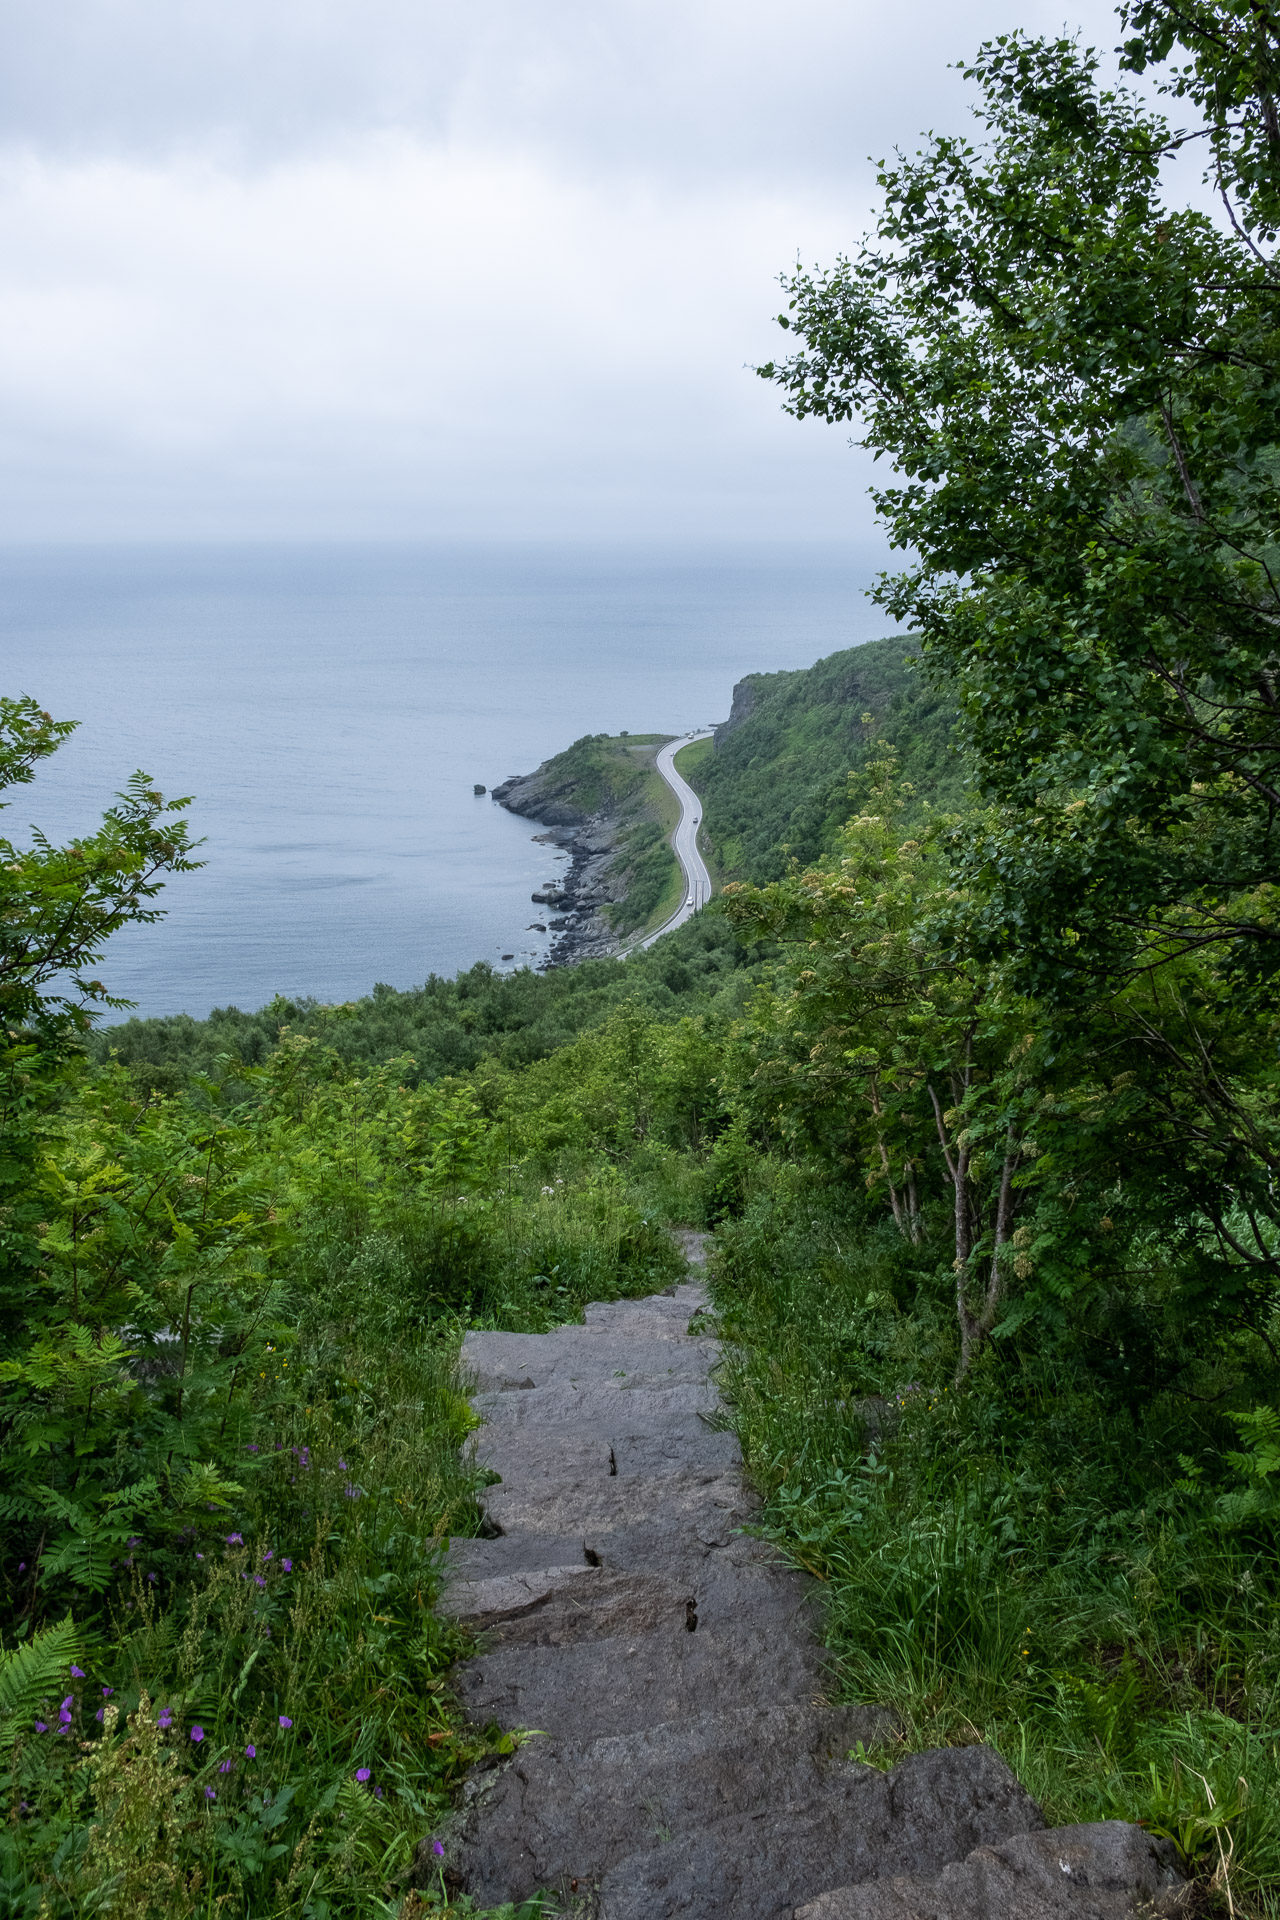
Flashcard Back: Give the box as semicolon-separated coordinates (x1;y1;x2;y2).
421;1238;1187;1919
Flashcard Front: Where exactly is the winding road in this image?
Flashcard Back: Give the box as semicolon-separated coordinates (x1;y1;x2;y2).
633;730;714;950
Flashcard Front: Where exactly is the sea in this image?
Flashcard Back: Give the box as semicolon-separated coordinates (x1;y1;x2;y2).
0;543;896;1021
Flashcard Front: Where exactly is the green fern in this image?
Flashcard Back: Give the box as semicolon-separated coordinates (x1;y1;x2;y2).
0;1615;82;1753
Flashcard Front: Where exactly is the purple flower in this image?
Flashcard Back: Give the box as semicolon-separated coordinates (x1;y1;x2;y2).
355;1767;371;1783
95;1708;104;1722
344;1486;361;1500
432;1840;445;1858
148;1572;157;1585
338;1459;347;1470
17;1563;25;1574
278;1715;292;1730
219;1759;235;1773
59;1697;73;1727
127;1536;140;1547
102;1686;114;1697
375;1785;383;1798
254;1575;266;1589
196;1552;204;1561
204;1786;216;1801
245;1744;256;1758
262;1549;273;1562
282;1559;292;1573
70;1664;85;1678
190;1726;205;1744
34;1721;48;1734
225;1533;243;1546
246;1444;259;1454
157;1709;173;1730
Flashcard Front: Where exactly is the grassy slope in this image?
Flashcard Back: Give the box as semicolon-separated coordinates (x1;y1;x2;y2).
689;634;964;881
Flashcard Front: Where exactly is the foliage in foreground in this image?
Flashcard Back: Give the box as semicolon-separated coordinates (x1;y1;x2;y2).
712;1176;1280;1912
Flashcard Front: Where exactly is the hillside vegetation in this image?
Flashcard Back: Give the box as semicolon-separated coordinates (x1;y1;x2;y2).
693;634;964;880
6;5;1280;1915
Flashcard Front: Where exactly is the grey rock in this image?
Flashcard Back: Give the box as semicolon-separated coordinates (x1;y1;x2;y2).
793;1821;1187;1919
598;1748;1044;1920
451;1704;895;1906
455;1611;830;1740
441;1566;696;1649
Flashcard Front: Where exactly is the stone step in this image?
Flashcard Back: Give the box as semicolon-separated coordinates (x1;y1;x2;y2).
470;1380;721;1428
462;1327;719;1392
478;1464;751;1542
440;1564;696;1648
448;1702;894;1908
582;1299;708;1335
455;1610;829;1739
793;1821;1186;1920
473;1413;741;1486
596;1747;1044;1920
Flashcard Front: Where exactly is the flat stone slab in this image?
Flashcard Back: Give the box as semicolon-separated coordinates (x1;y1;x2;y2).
793;1822;1188;1919
451;1703;897;1906
598;1746;1045;1920
432;1270;1179;1920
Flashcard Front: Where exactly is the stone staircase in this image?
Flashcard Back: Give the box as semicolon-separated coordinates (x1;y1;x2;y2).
423;1270;1187;1919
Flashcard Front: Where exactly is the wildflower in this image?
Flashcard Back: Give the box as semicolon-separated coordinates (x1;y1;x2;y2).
196;1552;204;1561
245;1744;256;1758
157;1708;173;1730
219;1759;235;1773
205;1787;216;1801
247;1444;259;1454
344;1485;361;1500
34;1721;48;1734
191;1726;205;1744
127;1536;140;1547
148;1572;158;1585
102;1686;114;1697
338;1459;348;1470
17;1563;24;1574
59;1697;73;1727
278;1716;292;1730
375;1785;383;1798
225;1533;244;1546
70;1665;85;1678
433;1840;445;1858
95;1708;104;1722
356;1767;371;1782
254;1576;267;1589
282;1559;292;1573
262;1549;273;1562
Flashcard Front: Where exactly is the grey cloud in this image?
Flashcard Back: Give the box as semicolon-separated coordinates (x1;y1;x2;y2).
1;0;1124;182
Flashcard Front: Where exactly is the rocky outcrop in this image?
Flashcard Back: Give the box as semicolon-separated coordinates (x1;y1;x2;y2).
712;672;763;745
490;739;675;965
794;1822;1188;1918
416;1262;1184;1919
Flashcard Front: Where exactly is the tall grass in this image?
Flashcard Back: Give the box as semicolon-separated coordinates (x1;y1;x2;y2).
711;1172;1280;1916
2;1162;682;1916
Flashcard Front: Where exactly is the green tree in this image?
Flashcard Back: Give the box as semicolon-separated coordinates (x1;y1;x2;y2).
758;5;1280;1297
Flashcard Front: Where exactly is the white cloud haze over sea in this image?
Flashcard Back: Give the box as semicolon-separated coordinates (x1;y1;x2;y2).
0;0;1124;544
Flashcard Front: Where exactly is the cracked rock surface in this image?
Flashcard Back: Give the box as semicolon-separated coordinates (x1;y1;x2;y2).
426;1252;1185;1919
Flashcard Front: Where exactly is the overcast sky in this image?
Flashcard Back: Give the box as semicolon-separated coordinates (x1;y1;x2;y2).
0;0;1126;545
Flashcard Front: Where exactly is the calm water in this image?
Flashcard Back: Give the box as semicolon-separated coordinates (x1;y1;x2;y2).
0;543;893;1019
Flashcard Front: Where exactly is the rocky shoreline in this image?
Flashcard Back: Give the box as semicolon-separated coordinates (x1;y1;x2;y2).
490;763;647;966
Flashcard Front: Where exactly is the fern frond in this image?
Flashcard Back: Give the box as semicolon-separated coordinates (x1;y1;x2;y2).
0;1615;82;1752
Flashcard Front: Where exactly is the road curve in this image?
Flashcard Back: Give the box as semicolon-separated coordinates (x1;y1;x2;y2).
631;731;714;951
